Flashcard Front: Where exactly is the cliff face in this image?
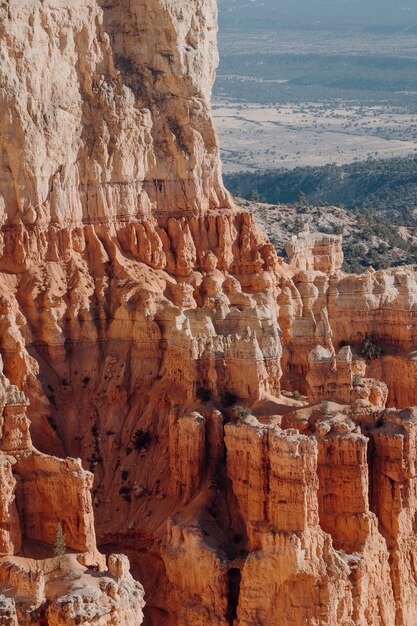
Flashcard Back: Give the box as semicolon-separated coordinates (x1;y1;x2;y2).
0;353;145;624
0;0;230;226
2;1;417;625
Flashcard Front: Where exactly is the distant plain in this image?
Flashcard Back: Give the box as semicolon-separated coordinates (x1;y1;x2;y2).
214;30;417;172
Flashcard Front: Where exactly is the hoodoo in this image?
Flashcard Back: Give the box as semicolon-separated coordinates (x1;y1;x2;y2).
1;1;417;625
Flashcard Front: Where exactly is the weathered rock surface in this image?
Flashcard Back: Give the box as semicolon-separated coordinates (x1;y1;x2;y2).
0;0;231;225
286;229;344;274
0;354;145;624
0;553;145;625
2;1;417;625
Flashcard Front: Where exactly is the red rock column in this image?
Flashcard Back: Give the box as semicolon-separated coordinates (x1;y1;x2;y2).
0;454;21;555
225;420;319;547
14;453;97;555
0;405;32;452
370;411;417;624
316;433;370;551
169;412;206;503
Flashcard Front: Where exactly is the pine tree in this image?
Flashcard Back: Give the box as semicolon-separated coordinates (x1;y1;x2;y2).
249;188;260;202
296;191;307;207
53;522;67;557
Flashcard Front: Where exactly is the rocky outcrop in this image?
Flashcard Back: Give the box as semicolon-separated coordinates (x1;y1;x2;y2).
306;344;388;407
0;553;145;626
0;0;230;226
0;354;144;624
0;455;21;556
286;230;343;274
0;355;98;556
2;0;417;625
224;414;397;625
279;265;417;407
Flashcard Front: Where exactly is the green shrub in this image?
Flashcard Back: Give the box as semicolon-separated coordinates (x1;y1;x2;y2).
233;405;251;421
321;401;330;415
361;335;383;360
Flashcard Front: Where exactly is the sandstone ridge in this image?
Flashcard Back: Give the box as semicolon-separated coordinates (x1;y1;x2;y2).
1;1;417;625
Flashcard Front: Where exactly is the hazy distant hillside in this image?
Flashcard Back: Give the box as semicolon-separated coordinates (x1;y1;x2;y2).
224;157;417;223
218;0;417;32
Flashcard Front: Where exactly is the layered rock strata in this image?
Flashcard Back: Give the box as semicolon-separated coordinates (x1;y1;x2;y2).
0;0;230;225
1;1;417;625
285;230;343;274
281;235;417;407
0;355;145;624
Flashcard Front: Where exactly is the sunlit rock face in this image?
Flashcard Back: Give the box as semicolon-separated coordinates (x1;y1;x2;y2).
2;1;417;625
285;230;344;274
0;0;231;225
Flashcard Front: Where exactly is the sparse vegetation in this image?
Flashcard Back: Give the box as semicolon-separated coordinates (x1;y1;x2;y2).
226;157;417;227
320;401;330;415
232;405;251;421
361;335;383;360
296;191;307;207
87;452;103;468
196;387;212;403
53;522;66;558
292;390;302;400
375;415;384;428
221;390;239;407
88;420;102;472
352;373;362;386
119;485;132;502
233;196;417;274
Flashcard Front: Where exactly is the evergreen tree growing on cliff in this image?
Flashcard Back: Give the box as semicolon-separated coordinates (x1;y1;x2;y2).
53;522;67;557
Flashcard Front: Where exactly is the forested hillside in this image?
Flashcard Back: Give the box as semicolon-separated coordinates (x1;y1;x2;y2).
225;157;417;223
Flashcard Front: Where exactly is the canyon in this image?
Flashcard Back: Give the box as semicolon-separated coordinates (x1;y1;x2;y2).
1;1;417;625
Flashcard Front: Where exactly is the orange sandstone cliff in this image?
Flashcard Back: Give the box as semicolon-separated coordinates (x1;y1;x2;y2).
1;1;417;625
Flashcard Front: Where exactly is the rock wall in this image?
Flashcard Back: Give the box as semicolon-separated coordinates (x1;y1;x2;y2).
2;1;417;625
285;230;343;274
0;0;230;226
0;354;145;624
279;263;417;406
224;414;398;626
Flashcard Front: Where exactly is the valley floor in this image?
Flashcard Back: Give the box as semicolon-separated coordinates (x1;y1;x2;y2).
214;99;417;173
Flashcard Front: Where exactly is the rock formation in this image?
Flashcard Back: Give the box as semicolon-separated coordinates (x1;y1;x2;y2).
0;0;231;224
0;354;145;624
1;1;417;625
285;230;343;274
